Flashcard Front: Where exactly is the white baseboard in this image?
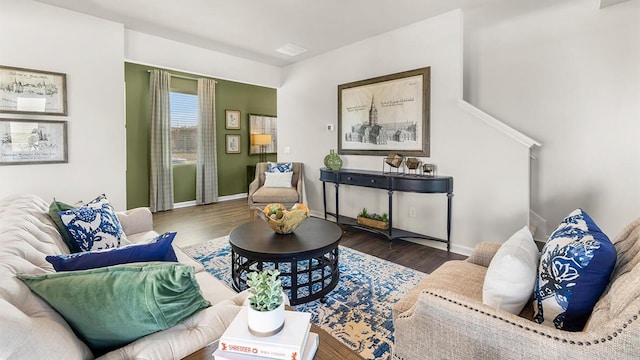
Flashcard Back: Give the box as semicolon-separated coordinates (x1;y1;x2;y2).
173;193;248;209
174;200;197;209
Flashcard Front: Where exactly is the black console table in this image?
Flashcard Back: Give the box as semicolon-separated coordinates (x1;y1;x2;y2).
320;167;453;251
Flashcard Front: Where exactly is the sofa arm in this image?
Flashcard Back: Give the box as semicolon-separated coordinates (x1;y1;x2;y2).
393;289;633;360
465;242;501;267
116;207;153;236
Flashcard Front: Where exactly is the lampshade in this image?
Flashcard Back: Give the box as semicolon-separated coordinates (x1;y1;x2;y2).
251;134;272;146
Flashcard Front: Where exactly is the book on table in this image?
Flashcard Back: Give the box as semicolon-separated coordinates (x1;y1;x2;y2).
213;332;319;360
217;307;312;360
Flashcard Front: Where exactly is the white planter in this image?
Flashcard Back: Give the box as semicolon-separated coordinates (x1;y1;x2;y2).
247;301;285;337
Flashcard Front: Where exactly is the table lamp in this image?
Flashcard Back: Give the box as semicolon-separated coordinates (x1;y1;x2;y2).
251;134;272;163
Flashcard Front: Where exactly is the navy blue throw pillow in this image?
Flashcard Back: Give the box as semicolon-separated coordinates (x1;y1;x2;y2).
46;232;178;271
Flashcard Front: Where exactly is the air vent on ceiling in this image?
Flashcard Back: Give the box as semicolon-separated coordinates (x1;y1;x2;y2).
275;43;308;57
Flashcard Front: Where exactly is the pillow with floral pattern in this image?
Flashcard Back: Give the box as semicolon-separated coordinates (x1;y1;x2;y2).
533;209;616;331
59;194;127;252
267;162;293;173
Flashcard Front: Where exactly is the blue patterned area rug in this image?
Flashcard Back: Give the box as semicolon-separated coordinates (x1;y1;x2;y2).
181;236;426;360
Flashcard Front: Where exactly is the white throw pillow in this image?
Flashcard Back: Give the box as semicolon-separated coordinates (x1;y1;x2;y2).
263;172;293;188
483;226;540;314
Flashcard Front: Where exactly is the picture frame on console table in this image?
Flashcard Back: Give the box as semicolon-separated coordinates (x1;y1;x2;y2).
0;119;68;165
0;65;67;115
338;66;430;156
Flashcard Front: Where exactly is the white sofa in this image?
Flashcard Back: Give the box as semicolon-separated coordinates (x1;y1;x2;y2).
0;194;249;360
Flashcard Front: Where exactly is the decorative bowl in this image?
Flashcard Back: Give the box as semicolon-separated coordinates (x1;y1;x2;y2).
258;203;310;234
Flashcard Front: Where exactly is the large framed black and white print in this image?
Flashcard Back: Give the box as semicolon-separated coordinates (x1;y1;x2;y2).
338;67;430;156
0;65;67;115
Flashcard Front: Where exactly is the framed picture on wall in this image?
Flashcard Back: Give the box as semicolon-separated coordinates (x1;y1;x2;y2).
225;109;241;130
0;65;68;115
249;114;277;155
0;119;68;165
338;66;430;156
225;134;241;154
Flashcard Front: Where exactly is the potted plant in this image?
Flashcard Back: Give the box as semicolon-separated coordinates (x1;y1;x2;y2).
246;269;285;336
357;208;389;230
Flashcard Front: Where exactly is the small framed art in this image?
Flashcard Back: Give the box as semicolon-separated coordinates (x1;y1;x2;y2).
0;65;67;115
225;134;241;154
0;119;68;165
225;109;241;130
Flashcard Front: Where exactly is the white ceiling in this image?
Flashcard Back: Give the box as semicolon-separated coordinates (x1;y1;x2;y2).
34;0;504;67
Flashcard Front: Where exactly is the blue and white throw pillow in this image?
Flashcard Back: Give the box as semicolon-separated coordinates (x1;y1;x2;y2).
533;209;616;331
267;162;293;173
46;232;178;271
59;194;127;252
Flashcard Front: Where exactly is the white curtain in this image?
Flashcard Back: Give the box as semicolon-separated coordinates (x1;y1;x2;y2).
149;70;174;212
196;78;218;205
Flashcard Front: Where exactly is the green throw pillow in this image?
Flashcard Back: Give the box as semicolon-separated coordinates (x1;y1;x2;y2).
48;199;80;252
18;262;211;354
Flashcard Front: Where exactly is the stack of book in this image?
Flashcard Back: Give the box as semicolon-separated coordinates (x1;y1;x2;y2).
213;307;319;360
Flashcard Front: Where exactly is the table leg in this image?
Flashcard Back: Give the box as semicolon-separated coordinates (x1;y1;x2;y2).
334;183;340;223
322;181;327;220
447;192;453;252
388;189;394;238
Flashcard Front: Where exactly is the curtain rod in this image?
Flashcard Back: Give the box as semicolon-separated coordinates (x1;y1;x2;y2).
146;70;216;83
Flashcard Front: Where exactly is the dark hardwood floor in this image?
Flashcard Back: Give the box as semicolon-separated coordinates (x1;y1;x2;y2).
153;198;465;274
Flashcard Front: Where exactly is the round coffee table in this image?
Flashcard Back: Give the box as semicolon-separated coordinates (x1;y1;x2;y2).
229;217;343;305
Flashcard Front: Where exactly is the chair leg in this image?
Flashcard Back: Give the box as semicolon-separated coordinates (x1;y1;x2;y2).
249;209;255;221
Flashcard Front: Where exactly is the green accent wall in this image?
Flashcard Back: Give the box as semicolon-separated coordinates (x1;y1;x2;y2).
125;62;277;209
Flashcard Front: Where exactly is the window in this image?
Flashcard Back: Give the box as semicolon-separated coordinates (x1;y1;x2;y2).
169;92;198;164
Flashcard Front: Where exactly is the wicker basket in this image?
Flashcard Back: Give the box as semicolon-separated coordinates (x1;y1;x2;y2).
357;216;389;230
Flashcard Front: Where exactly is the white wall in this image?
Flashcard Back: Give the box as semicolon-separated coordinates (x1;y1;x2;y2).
464;0;640;239
0;0;127;209
125;30;282;88
278;10;534;254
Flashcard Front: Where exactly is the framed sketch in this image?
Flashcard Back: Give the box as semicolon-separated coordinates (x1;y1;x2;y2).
225;134;241;154
338;67;430;156
225;109;241;130
0;65;67;115
249;114;277;155
0;119;68;165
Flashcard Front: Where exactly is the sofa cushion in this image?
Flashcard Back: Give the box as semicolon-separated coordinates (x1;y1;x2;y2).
533;209;616;331
18;262;211;354
393;260;486;322
263;172;293;188
252;186;300;203
59;194;127;252
267;161;293;173
48;199;80;252
483;226;539;314
45;232;178;271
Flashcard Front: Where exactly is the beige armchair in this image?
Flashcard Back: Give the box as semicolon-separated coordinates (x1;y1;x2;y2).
392;217;640;359
248;162;304;219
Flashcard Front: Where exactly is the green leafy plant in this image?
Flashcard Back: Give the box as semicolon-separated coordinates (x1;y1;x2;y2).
358;208;388;223
246;269;283;312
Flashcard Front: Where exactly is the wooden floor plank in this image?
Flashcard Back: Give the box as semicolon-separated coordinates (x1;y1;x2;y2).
153;199;465;273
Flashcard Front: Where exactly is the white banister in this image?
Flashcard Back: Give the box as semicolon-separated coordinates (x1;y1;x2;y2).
457;99;542;149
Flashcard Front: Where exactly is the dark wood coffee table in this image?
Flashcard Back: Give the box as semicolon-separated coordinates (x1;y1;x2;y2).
183;320;364;359
228;217;343;305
